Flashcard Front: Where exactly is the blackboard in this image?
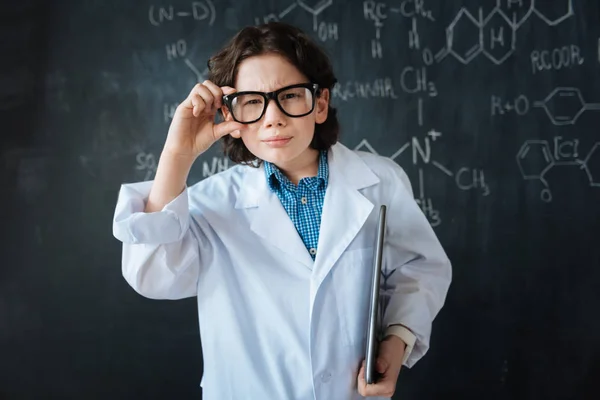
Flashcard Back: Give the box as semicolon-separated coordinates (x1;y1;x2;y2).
2;0;600;399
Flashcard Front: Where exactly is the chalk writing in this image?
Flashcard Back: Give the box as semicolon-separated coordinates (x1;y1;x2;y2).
363;0;435;59
332;78;398;101
534;87;600;126
256;1;339;42
492;88;600;126
530;45;584;74
355;127;490;227
165;38;210;82
517;138;600;202
149;1;216;27
135;151;157;181
491;94;530;116
400;66;437;97
164;102;179;122
202;157;230;177
366;0;574;65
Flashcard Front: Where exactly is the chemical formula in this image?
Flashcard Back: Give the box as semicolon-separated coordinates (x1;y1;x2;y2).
363;0;574;65
355;98;490;227
516;138;600;202
137;0;595;217
148;0;216;27
148;2;216;123
492;87;600;126
164;38;210;83
255;0;339;42
355;135;489;227
162;38;211;122
135;151;158;181
134;150;231;181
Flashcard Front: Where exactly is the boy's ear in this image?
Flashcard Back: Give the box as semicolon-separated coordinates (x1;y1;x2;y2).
220;106;232;121
315;88;330;124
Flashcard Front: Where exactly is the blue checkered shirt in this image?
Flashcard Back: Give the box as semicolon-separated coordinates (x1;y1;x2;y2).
264;151;328;260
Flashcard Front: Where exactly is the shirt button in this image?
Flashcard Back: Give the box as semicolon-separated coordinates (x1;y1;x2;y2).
300;196;308;204
321;371;331;382
309;248;317;256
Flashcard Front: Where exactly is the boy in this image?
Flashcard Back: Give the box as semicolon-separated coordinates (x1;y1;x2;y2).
113;21;451;400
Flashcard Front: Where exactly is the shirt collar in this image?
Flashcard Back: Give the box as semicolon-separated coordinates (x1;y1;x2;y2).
264;150;329;193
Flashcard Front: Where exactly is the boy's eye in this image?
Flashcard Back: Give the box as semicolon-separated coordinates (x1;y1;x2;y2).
243;98;263;106
281;92;303;101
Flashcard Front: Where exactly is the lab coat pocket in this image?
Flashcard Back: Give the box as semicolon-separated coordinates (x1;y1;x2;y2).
331;247;374;347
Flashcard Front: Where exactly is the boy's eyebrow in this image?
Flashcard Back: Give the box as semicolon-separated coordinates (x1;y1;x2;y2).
235;82;307;93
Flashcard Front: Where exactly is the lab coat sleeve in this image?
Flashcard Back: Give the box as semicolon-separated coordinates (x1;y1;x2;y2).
112;180;206;300
381;164;452;368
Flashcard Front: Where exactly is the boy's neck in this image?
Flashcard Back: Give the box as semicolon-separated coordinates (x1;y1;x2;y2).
274;148;320;185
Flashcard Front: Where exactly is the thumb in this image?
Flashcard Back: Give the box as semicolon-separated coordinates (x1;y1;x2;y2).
214;120;244;139
376;357;388;373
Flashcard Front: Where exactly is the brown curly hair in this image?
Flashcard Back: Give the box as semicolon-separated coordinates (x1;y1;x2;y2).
207;22;340;165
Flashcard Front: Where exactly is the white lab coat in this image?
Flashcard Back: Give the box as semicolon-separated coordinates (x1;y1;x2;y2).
112;142;451;400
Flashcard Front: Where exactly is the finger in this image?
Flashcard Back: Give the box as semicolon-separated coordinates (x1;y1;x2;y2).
358;359;379;385
358;360;365;375
180;83;210;117
221;85;237;95
198;80;235;98
362;379;395;398
358;360;365;382
356;361;367;396
213;120;244;140
202;80;224;109
179;92;206;118
194;85;216;114
366;359;397;398
177;89;195;112
376;358;388;374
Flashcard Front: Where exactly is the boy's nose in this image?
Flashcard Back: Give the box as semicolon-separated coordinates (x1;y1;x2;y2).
262;99;286;128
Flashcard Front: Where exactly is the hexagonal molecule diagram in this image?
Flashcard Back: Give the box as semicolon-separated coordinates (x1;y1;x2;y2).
534;87;600;126
533;0;574;25
463;2;499;19
516;140;555;202
517;139;600;202
446;8;482;64
482;7;516;64
498;0;534;29
439;0;573;65
582;144;600;188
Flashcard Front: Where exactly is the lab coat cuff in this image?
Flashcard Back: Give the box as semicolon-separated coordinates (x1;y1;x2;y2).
384;324;417;366
112;180;190;244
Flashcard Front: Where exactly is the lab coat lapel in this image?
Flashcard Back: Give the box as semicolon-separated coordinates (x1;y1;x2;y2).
236;163;314;269
312;143;380;288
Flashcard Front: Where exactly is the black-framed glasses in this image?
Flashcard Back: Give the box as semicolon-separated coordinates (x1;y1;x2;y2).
222;83;320;124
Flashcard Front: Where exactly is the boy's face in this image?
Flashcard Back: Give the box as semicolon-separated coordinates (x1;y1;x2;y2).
226;53;329;171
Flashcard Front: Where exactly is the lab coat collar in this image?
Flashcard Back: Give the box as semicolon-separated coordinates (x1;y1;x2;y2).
235;142;380;272
312;142;379;288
